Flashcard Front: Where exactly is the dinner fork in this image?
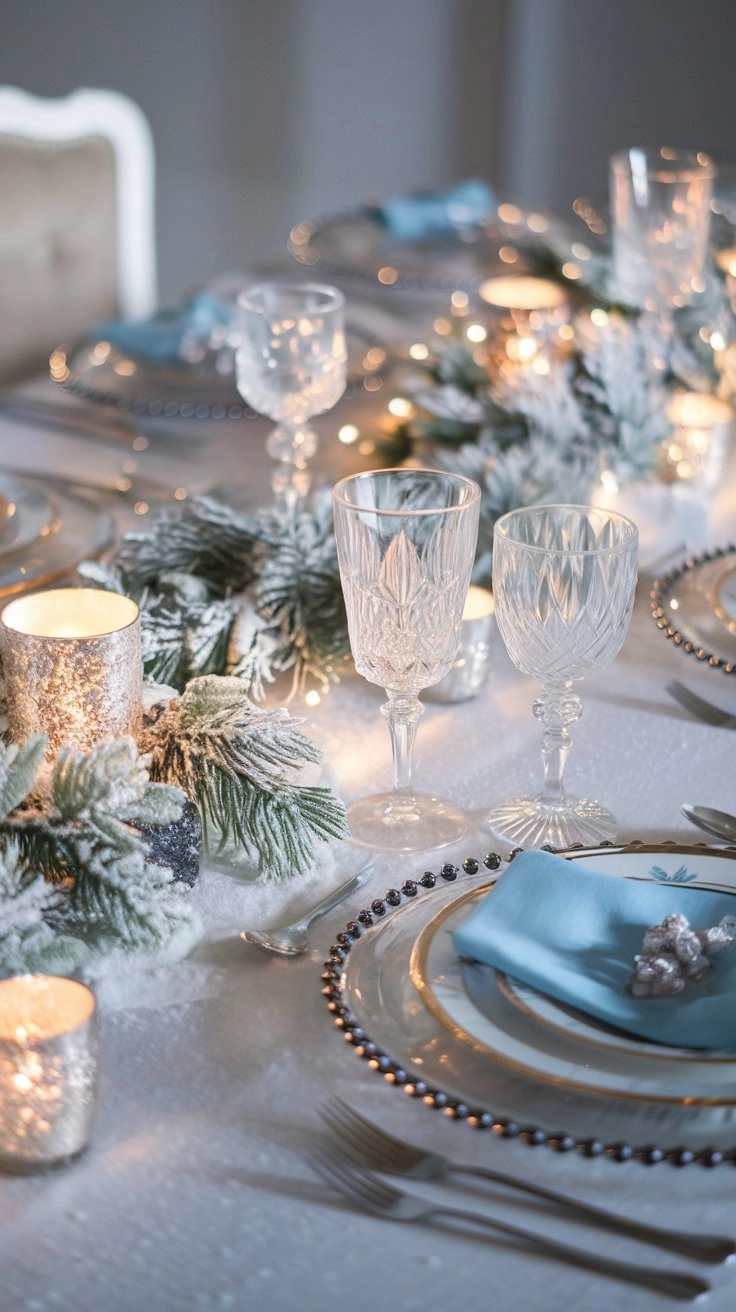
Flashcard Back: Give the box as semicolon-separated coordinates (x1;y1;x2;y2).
308;1147;709;1301
321;1098;735;1264
666;680;736;729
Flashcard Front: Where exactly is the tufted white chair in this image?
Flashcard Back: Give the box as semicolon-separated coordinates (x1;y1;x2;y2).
0;86;157;383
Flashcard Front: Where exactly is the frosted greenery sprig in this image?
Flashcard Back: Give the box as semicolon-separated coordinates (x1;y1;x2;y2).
0;734;201;979
80;490;350;699
385;310;700;568
139;675;349;882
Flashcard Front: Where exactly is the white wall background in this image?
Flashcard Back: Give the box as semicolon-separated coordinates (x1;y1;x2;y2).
0;0;733;300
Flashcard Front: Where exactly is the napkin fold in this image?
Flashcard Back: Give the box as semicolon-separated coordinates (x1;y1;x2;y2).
453;849;736;1050
94;292;233;368
368;178;495;241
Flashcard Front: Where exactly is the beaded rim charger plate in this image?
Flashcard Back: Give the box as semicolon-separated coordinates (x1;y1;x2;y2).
324;843;736;1162
288;205;603;295
290;209;508;293
52;339;255;420
52;326;386;420
651;545;736;673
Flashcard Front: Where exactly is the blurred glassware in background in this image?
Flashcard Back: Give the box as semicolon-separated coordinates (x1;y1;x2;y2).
236;282;347;509
609;148;715;318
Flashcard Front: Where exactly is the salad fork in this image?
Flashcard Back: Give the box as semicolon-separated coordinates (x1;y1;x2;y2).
320;1097;735;1264
666;681;736;729
308;1147;709;1301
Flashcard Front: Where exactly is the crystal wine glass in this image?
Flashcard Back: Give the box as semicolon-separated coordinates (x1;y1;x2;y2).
235;282;347;509
609;148;715;324
487;504;638;849
333;468;480;853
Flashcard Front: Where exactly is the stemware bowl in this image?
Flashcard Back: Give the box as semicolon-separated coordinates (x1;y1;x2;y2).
487;504;638;849
609;147;715;319
235;281;347;508
332;468;480;853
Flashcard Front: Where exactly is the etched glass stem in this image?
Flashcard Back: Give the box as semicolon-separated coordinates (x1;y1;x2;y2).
381;692;424;804
532;681;583;807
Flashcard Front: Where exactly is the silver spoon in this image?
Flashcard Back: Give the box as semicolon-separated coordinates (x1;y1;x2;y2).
681;804;736;844
241;861;375;956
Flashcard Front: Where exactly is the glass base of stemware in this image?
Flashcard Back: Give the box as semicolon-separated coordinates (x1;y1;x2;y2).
486;795;619;851
347;793;468;854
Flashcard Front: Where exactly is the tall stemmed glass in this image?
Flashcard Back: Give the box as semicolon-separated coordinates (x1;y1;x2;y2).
487;504;638;850
609;148;715;337
333;468;480;852
235;282;347;509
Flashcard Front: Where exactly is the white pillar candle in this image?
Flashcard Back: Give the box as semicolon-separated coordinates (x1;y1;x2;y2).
0;975;98;1173
479;276;569;312
1;588;142;754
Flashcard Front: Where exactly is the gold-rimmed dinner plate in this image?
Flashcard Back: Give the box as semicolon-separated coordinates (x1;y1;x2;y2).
337;843;736;1151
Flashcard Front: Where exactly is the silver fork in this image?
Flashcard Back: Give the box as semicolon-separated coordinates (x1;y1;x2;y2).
321;1097;735;1264
308;1147;709;1301
666;680;736;729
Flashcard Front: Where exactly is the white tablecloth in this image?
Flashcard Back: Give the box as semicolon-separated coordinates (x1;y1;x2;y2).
0;372;735;1312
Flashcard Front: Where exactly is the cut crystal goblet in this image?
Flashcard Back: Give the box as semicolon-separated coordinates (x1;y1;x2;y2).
487;504;638;849
333;468;480;853
236;282;347;509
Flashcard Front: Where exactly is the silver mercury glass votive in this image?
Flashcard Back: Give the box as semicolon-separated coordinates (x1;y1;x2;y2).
478;275;571;374
0;975;98;1174
1;588;142;754
662;391;734;491
424;584;496;703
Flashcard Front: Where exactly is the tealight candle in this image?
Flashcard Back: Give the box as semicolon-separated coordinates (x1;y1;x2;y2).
1;588;142;754
0;975;98;1173
715;248;736;278
479;276;570;312
478;276;570;373
424;585;495;703
662;391;734;487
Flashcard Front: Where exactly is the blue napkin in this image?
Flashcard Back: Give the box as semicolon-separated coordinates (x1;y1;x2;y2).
94;292;232;368
369;178;495;241
453;849;736;1050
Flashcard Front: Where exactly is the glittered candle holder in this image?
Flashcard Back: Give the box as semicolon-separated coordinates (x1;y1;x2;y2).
1;588;142;754
478;276;570;376
424;585;495;703
662;391;734;489
0;975;98;1174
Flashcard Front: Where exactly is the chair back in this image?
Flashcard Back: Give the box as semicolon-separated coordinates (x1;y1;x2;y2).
0;86;156;382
